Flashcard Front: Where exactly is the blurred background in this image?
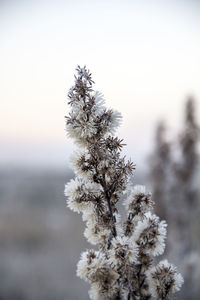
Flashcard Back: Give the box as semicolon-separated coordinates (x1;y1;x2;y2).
0;0;200;299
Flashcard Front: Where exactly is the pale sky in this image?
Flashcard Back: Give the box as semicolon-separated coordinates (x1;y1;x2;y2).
1;0;200;168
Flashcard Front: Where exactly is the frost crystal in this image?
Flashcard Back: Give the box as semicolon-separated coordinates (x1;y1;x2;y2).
65;66;183;299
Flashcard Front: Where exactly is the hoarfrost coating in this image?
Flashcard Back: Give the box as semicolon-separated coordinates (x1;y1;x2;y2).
65;66;183;300
147;260;184;299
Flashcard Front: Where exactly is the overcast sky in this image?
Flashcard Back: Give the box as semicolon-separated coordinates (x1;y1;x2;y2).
1;0;200;168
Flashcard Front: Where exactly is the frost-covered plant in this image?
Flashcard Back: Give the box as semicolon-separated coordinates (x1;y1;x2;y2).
149;98;200;300
65;66;183;300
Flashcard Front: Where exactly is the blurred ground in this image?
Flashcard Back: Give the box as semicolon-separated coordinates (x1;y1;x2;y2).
0;167;90;300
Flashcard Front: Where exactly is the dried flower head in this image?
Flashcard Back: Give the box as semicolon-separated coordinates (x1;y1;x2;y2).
133;212;167;256
124;185;154;220
109;236;138;266
77;249;119;300
147;260;184;299
65;177;102;213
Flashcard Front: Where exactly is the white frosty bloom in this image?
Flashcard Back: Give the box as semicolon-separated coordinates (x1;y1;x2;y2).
83;208;121;245
70;98;85;116
123;185;153;219
77;249;97;281
92;91;106;116
109;236;138;266
88;267;119;300
66;92;119;145
89;281;119;300
84;211;121;245
70;150;94;180
84;221;110;245
77;249;103;282
77;249;119;300
65;177;101;213
66;100;99;145
147;260;184;298
132;212;167;256
67;116;97;141
123;185;146;210
107;110;122;135
82;205;96;223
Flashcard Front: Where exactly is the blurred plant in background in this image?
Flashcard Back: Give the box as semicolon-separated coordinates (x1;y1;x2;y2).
149;121;171;221
65;66;183;300
149;97;200;300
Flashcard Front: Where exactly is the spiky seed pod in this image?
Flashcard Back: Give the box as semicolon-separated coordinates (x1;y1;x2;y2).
132;212;167;257
147;260;184;299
